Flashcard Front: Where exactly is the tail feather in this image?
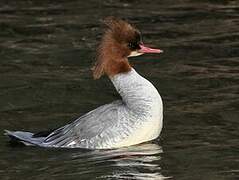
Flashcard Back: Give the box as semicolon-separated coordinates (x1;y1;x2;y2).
4;130;45;146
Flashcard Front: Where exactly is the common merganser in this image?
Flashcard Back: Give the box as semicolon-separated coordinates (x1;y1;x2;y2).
4;17;163;149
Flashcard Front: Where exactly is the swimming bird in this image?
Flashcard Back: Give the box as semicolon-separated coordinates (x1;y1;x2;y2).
4;17;163;149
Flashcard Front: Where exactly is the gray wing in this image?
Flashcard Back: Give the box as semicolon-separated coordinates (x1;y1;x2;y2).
42;100;134;149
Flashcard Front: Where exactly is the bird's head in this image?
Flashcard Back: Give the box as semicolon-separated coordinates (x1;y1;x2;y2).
93;17;163;79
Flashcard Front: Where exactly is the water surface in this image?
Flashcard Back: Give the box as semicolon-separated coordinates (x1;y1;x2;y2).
0;0;238;179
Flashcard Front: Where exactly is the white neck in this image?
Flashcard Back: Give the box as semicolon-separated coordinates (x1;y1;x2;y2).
109;68;163;147
110;68;162;114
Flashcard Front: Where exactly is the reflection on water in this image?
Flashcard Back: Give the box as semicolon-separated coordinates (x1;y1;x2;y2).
72;143;165;179
2;142;166;180
0;0;239;179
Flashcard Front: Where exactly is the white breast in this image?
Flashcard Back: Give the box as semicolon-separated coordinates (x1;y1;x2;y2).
110;69;163;148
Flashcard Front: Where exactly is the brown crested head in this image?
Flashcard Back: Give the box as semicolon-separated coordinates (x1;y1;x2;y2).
92;17;163;79
92;17;142;79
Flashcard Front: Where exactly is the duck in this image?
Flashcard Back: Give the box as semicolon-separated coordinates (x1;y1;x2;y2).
4;17;163;149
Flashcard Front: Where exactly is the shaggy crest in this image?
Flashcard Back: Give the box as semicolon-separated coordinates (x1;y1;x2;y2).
93;17;141;79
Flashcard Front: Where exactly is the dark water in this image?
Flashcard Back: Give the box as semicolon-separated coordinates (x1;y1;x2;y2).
0;0;238;179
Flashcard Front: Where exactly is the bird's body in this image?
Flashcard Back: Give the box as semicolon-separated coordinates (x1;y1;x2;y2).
5;17;163;149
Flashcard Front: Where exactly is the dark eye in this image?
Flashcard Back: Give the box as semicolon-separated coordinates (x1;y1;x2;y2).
128;42;134;49
128;42;138;50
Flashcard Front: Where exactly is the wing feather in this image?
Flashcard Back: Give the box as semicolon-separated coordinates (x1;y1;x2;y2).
43;100;132;149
